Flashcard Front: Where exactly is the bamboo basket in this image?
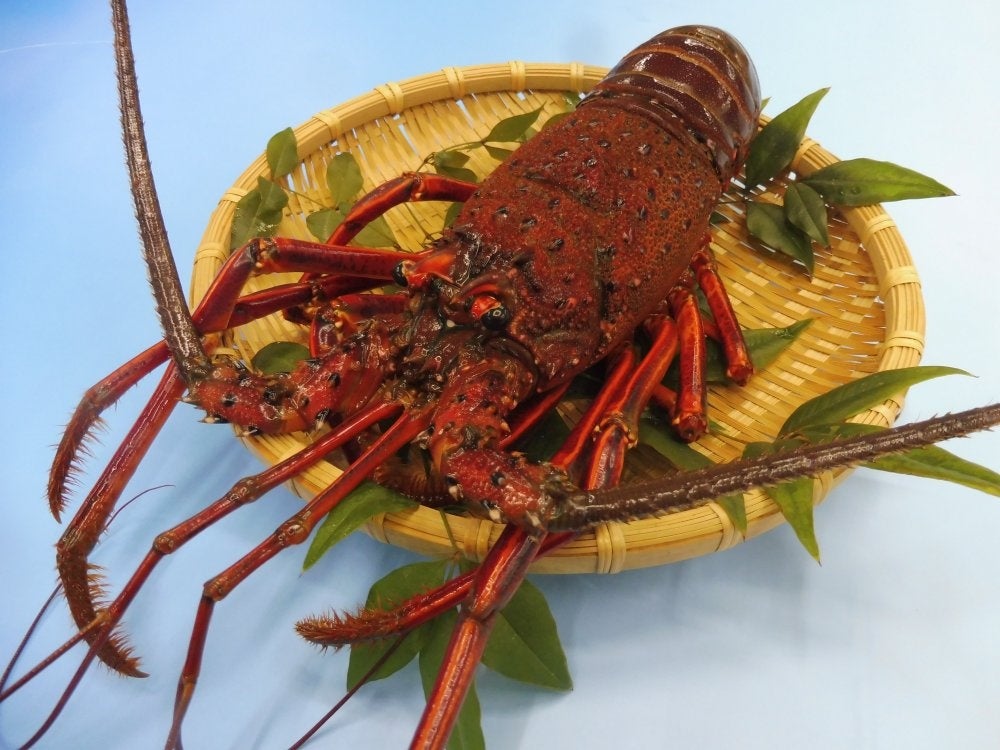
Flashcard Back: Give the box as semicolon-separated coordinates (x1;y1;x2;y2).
190;62;924;574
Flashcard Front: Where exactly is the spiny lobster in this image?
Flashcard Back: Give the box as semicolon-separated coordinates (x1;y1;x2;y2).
2;1;999;748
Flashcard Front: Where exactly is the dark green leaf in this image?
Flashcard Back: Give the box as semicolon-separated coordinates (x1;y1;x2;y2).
442;201;464;230
714;494;748;533
481;578;572;690
639;418;708;469
326;152;364;207
512;410;571;462
346;560;448;687
780;365;969;436
802;158;955;205
783;182;829;246
709;210;730;225
419;610;485;750
434;149;472;170
746;201;815;273
540;111;571;131
305;206;346;242
799;423;1000;497
483;108;543;143
354;214;398;248
483;144;516;162
868;444;1000;496
250;341;309;375
561;91;581;110
434;161;479;184
744;88;828;188
768;477;820;561
744;441;819;560
744;319;813;373
266;127;298;179
303;481;417;570
229;176;288;250
639;417;746;532
699;319;812;384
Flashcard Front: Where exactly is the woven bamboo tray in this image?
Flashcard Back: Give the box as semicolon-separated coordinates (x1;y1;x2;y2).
190;62;924;574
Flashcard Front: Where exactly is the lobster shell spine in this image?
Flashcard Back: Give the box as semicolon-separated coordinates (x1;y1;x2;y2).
582;25;761;185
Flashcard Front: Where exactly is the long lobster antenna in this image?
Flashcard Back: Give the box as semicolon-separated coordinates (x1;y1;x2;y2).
110;0;210;382
553;403;1000;529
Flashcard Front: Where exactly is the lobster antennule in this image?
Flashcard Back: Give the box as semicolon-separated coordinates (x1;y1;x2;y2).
583;25;761;184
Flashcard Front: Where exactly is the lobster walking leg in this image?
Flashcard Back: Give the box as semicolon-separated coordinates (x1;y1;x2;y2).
165;406;432;746
17;403;402;748
413;328;686;747
56;362;187;676
691;246;753;384
412;526;542;750
668;271;710;441
323;172;477;246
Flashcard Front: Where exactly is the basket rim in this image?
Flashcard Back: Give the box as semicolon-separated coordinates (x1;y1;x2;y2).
190;62;925;574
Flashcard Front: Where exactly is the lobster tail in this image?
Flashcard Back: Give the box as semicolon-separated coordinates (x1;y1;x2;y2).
583;25;761;184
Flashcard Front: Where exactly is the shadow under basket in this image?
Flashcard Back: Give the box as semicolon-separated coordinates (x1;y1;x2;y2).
190;62;924;574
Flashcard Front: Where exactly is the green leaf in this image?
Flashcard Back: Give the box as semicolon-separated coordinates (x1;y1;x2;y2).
639;418;708;469
540;110;571;131
250;341;309;375
353;214;398;248
639;417;747;532
266;127;298;179
303;481;417;570
744;88;828;188
512;410;571;463
483;144;516;162
434;149;471;170
434;162;479;184
799;423;1000;497
783;182;829;246
698;319;812;384
714;493;748;533
768;477;820;561
743;319;813;373
306;206;347;242
780;365;970;436
746;201;815;273
802;158;955;205
744;441;819;560
326;152;365;207
442;201;464;230
229;176;288;250
483;108;543;143
481;578;572;690
346;560;448;688
419;610;485;750
868;444;1000;496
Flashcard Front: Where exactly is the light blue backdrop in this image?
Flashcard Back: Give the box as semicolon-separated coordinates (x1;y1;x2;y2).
1;1;998;748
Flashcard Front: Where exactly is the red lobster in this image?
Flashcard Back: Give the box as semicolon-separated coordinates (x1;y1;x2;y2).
4;1;999;748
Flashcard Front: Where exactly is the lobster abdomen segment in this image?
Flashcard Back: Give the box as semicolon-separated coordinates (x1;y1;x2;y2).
585;25;761;185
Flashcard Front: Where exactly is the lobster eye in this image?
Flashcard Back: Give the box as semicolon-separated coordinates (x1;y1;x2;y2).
480;305;510;330
392;261;408;287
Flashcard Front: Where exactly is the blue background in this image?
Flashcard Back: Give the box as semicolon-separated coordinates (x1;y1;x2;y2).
1;1;998;748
